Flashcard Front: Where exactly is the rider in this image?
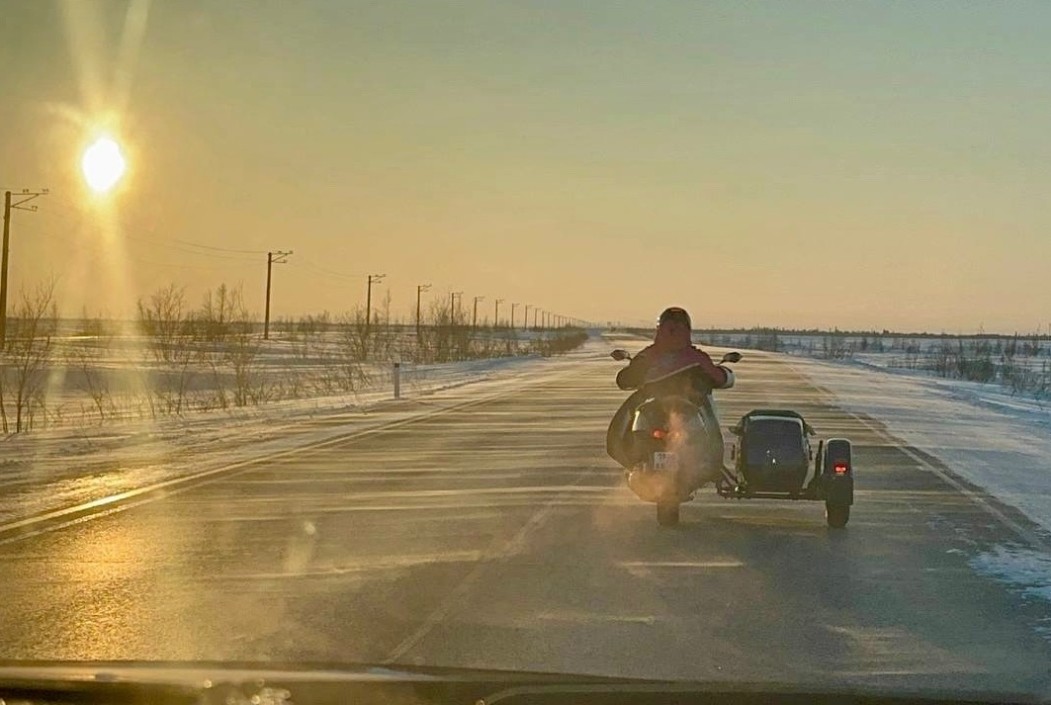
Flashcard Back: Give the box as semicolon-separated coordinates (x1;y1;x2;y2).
615;307;731;395
608;306;734;471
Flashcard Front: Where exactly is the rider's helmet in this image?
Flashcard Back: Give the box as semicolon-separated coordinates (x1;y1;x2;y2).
657;307;691;330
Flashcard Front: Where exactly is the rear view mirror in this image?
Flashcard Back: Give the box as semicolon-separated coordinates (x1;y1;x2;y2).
610;349;631;361
720;352;742;364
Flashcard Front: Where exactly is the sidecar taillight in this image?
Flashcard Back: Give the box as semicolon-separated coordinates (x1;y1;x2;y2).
651;429;668;440
833;462;849;475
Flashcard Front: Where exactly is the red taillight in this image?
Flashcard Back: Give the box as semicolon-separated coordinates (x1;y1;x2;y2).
833;463;849;475
651;429;668;440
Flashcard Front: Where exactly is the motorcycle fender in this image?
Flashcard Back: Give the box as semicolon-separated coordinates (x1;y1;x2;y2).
823;438;854;505
825;475;854;505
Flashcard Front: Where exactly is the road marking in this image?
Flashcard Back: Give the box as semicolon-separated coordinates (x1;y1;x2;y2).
535;610;658;625
381;464;597;664
617;561;744;569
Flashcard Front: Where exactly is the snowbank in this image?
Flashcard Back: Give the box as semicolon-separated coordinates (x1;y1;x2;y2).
788;354;1051;623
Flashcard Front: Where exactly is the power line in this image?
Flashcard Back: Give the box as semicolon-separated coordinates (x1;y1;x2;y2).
166;238;265;255
119;233;260;262
28;226;257;272
125;254;256;273
26;225;385;293
38;192;266;258
32;209;260;262
289;258;364;282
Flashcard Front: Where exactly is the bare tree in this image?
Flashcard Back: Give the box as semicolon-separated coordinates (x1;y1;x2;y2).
371;290;396;361
342;306;371;362
198;283;242;342
223;294;266;407
137;284;199;415
286;312;334;398
70;317;115;424
0;282;58;433
335;311;371;393
416;300;450;363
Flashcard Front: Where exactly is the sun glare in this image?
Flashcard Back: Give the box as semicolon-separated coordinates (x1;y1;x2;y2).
81;136;126;193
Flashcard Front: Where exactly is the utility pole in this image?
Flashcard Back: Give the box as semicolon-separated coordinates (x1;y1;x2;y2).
494;298;503;328
416;283;431;340
1;189;48;348
510;303;518;330
523;305;529;332
472;296;484;329
263;250;292;340
451;291;463;324
533;307;539;330
366;273;386;337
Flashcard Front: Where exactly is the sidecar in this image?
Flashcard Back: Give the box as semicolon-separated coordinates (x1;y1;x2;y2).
718;409;855;528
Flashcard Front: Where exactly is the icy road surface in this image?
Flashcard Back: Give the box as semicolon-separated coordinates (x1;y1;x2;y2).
0;340;1048;696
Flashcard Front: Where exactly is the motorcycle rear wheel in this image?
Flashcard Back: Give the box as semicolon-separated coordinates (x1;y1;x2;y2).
656;501;680;527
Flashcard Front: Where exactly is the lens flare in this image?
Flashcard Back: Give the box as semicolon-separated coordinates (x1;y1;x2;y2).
81;136;126;193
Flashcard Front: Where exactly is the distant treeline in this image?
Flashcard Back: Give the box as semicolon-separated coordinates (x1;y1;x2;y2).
696;327;1050;340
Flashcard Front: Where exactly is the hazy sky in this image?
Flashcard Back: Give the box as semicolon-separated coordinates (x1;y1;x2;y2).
3;1;1051;332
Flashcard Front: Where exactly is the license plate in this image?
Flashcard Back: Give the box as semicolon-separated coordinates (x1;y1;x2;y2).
653;452;677;471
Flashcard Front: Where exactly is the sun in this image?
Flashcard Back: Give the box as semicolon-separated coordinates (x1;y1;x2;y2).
81;136;127;193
